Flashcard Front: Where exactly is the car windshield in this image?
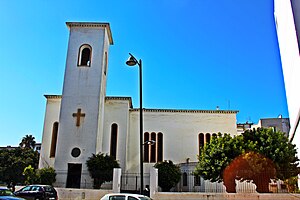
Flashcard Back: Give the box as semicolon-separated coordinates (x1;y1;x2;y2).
21;186;31;192
139;197;151;200
109;196;126;200
30;186;41;191
0;189;14;196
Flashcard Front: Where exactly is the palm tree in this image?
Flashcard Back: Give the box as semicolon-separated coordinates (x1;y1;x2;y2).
19;134;36;149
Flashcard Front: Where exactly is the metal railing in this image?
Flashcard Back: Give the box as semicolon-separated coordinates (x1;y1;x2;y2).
120;173;150;193
173;170;295;193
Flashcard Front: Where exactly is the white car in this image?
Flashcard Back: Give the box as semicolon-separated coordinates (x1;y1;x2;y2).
100;193;151;200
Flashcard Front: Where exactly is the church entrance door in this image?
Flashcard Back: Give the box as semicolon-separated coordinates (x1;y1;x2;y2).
66;163;82;188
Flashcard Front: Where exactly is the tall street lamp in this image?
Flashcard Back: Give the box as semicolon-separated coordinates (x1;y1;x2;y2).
126;53;144;194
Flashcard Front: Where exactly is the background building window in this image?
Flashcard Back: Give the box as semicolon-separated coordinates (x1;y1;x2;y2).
183;172;188;186
194;175;201;186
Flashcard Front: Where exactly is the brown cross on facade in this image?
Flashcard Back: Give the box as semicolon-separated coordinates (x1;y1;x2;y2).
72;108;86;127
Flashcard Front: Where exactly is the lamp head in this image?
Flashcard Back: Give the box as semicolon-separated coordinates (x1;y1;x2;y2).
143;140;156;145
126;55;137;66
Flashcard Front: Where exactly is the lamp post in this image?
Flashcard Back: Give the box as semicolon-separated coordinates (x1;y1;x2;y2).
126;53;144;194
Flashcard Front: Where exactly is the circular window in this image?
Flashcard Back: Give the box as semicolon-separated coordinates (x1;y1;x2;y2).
71;147;81;158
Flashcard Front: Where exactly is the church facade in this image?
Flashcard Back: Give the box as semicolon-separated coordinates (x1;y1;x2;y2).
39;22;238;189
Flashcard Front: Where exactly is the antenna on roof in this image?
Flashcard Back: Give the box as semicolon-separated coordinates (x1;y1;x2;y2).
248;116;252;123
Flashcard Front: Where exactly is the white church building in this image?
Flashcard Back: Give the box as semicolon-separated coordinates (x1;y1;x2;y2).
38;22;239;189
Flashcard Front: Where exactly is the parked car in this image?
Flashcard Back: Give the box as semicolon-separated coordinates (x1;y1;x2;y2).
100;193;151;200
14;185;57;200
0;188;25;200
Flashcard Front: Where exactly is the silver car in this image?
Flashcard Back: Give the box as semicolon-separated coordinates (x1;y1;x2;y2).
101;193;151;200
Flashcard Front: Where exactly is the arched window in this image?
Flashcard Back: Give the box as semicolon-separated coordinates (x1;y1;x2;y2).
144;132;163;163
50;122;59;158
212;133;217;138
183;172;188;186
150;132;156;163
199;133;204;147
206;133;211;143
194;175;201;186
144;132;150;162
110;123;118;159
157;132;163;162
198;133;204;155
104;52;108;75
78;44;92;66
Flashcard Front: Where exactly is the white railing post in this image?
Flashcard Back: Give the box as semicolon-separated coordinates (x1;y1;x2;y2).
150;167;158;198
113;168;122;193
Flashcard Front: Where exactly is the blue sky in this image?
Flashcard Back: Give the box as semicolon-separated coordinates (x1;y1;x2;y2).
0;0;287;146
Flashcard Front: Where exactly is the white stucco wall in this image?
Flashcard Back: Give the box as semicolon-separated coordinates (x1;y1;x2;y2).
274;0;300;155
53;23;112;188
126;109;238;173
291;0;300;48
96;30;112;153
39;97;238;188
103;97;131;170
39;95;61;169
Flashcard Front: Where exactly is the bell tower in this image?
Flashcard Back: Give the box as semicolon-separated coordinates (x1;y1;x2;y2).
54;22;113;188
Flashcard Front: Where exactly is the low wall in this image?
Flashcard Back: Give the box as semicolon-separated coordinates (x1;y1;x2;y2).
56;188;112;200
152;192;300;200
12;186;300;200
55;188;300;200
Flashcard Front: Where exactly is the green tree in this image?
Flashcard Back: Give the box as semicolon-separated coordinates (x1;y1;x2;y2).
37;167;56;185
195;133;249;182
19;135;36;149
222;151;276;192
154;160;181;192
0;147;39;184
284;176;299;193
23;165;37;185
242;128;299;179
86;153;120;189
195;128;299;193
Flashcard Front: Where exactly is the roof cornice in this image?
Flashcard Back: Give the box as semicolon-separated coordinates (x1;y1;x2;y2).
66;22;113;45
43;95;238;114
44;95;62;99
105;96;133;108
130;108;238;114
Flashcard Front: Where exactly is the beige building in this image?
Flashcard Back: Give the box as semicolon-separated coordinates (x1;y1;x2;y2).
237;116;290;136
39;22;238;189
254;117;290;135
